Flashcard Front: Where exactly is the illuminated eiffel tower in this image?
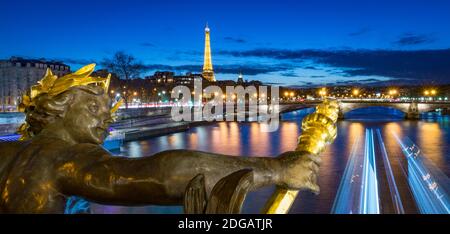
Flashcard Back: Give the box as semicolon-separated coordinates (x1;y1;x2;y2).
202;23;215;82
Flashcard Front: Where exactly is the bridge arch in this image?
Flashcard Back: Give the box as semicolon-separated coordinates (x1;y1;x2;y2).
339;102;411;118
338;101;450;120
341;106;407;119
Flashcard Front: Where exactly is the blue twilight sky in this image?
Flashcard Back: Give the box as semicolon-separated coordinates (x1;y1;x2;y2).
1;0;450;87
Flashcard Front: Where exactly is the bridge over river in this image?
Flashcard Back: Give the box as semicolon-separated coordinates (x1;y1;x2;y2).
281;100;450;119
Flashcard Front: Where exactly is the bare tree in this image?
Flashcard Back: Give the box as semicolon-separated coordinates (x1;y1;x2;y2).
102;51;145;108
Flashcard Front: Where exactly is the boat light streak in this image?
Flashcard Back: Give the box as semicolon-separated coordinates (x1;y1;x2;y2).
359;129;380;214
392;132;450;214
331;136;361;213
376;129;405;214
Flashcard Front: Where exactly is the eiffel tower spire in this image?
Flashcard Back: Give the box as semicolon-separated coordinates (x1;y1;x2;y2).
202;23;215;82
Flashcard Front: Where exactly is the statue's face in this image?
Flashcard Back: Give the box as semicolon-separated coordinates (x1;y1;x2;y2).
62;89;113;144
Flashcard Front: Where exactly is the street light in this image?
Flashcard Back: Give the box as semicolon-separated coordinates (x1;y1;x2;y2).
389;89;397;95
318;88;327;97
352;89;359;96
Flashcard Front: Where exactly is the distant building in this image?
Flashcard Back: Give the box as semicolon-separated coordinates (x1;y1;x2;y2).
146;71;205;86
175;72;204;85
148;71;175;84
0;57;70;111
237;72;244;84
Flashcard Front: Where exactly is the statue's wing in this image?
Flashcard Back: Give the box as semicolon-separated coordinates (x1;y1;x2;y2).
183;174;207;214
205;169;254;214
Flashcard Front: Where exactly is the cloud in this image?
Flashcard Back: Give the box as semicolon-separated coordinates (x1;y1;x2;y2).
224;37;247;43
60;58;97;65
140;42;155;47
348;27;372;37
264;82;285;85
336;78;424;87
287;77;420;88
357;78;382;83
334;78;381;85
142;63;292;76
393;33;435;46
142;64;175;71
215;64;288;75
280;72;298;77
60;47;450;86
288;82;315;88
218;48;450;83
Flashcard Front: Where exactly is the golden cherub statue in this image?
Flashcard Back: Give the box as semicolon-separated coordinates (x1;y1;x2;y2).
0;64;338;213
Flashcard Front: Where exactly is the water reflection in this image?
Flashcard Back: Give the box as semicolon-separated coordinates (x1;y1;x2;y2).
418;122;444;166
92;107;450;214
249;123;271;156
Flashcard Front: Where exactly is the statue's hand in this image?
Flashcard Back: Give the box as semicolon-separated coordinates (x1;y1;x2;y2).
276;151;321;194
274;100;338;194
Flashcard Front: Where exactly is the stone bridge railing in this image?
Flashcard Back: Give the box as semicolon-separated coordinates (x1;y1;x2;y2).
277;100;450;120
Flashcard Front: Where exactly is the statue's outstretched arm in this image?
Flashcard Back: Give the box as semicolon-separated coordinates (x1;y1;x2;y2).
57;144;286;206
58;100;338;207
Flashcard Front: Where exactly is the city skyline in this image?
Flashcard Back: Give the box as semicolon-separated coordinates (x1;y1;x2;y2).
1;0;450;87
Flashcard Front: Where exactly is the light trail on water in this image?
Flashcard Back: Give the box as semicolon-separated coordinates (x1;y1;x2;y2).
332;128;381;214
392;132;450;214
331;136;362;213
376;129;405;214
359;129;380;214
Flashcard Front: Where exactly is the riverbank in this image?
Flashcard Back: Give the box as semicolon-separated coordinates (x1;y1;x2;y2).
121;120;217;141
0;104;314;140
